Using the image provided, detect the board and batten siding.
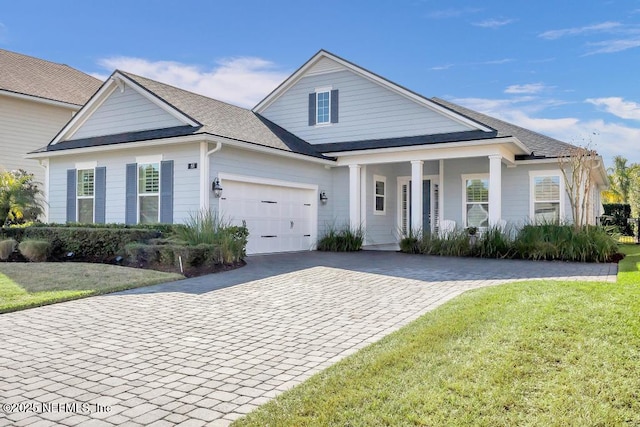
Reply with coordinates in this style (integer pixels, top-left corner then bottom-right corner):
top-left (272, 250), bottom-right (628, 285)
top-left (71, 85), bottom-right (184, 140)
top-left (260, 69), bottom-right (474, 145)
top-left (209, 146), bottom-right (338, 237)
top-left (48, 143), bottom-right (201, 224)
top-left (0, 94), bottom-right (76, 183)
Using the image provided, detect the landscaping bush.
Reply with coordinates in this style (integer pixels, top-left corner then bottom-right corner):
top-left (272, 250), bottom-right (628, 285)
top-left (0, 227), bottom-right (160, 261)
top-left (317, 224), bottom-right (364, 252)
top-left (18, 239), bottom-right (50, 262)
top-left (170, 210), bottom-right (248, 262)
top-left (0, 239), bottom-right (17, 260)
top-left (400, 223), bottom-right (619, 263)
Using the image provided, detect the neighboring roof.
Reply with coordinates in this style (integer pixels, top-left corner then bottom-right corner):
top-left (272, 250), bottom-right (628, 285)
top-left (430, 97), bottom-right (579, 159)
top-left (0, 48), bottom-right (101, 106)
top-left (46, 70), bottom-right (331, 160)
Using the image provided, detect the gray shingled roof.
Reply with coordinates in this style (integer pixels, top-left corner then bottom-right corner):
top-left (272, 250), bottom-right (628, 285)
top-left (120, 72), bottom-right (328, 159)
top-left (0, 49), bottom-right (101, 106)
top-left (430, 97), bottom-right (578, 158)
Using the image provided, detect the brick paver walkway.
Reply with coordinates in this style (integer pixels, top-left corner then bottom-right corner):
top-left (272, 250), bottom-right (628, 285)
top-left (0, 252), bottom-right (617, 426)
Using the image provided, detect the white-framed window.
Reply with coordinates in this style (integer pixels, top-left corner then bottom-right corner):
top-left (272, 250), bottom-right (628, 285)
top-left (462, 174), bottom-right (489, 228)
top-left (76, 169), bottom-right (95, 223)
top-left (138, 163), bottom-right (160, 224)
top-left (373, 175), bottom-right (386, 215)
top-left (316, 90), bottom-right (330, 124)
top-left (530, 170), bottom-right (563, 223)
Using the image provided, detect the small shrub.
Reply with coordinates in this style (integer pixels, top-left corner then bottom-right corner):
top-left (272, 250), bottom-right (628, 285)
top-left (18, 239), bottom-right (50, 262)
top-left (0, 239), bottom-right (17, 260)
top-left (317, 223), bottom-right (364, 252)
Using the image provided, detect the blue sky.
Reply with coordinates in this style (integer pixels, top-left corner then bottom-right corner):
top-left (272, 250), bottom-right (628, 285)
top-left (2, 0), bottom-right (640, 166)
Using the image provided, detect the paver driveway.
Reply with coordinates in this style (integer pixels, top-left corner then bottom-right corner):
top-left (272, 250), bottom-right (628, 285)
top-left (0, 252), bottom-right (616, 426)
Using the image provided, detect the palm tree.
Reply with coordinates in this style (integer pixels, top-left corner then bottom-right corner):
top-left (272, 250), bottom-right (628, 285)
top-left (604, 155), bottom-right (632, 204)
top-left (0, 170), bottom-right (43, 225)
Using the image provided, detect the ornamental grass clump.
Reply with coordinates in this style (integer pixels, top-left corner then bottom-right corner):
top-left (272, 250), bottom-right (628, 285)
top-left (17, 239), bottom-right (50, 262)
top-left (317, 223), bottom-right (364, 252)
top-left (0, 239), bottom-right (17, 260)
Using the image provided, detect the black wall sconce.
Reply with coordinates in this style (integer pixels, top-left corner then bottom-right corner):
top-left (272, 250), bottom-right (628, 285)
top-left (212, 177), bottom-right (223, 198)
top-left (319, 191), bottom-right (328, 204)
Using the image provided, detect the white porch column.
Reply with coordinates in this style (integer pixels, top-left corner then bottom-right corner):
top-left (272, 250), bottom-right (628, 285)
top-left (411, 160), bottom-right (423, 233)
top-left (349, 164), bottom-right (362, 228)
top-left (488, 154), bottom-right (502, 225)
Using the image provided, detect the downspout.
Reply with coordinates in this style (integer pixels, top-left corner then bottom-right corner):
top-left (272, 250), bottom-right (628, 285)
top-left (199, 141), bottom-right (222, 211)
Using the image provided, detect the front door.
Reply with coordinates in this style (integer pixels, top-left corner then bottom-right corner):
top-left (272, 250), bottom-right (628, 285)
top-left (400, 179), bottom-right (431, 235)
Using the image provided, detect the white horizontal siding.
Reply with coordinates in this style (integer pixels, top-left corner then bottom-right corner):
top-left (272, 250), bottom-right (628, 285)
top-left (71, 85), bottom-right (184, 140)
top-left (0, 95), bottom-right (76, 198)
top-left (209, 147), bottom-right (336, 237)
top-left (441, 158), bottom-right (574, 229)
top-left (261, 69), bottom-right (473, 145)
top-left (48, 143), bottom-right (201, 224)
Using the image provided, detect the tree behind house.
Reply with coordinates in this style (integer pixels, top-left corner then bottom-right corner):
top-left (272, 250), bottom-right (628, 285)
top-left (0, 170), bottom-right (43, 226)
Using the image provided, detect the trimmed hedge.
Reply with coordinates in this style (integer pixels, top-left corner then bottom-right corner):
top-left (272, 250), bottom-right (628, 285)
top-left (0, 227), bottom-right (160, 261)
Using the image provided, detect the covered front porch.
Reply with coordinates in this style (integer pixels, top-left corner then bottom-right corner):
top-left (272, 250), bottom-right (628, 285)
top-left (327, 138), bottom-right (531, 248)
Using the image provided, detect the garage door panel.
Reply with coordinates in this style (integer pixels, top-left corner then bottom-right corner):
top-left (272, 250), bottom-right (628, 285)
top-left (219, 180), bottom-right (315, 254)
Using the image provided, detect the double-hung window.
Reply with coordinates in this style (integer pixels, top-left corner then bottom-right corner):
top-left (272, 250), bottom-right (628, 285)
top-left (138, 163), bottom-right (160, 224)
top-left (374, 175), bottom-right (386, 215)
top-left (316, 90), bottom-right (330, 124)
top-left (76, 169), bottom-right (95, 223)
top-left (463, 175), bottom-right (489, 228)
top-left (531, 172), bottom-right (562, 223)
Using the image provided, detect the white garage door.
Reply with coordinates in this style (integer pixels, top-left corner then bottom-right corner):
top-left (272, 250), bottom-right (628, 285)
top-left (219, 179), bottom-right (316, 254)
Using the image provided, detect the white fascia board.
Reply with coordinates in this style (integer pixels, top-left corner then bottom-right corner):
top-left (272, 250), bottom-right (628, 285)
top-left (27, 133), bottom-right (337, 166)
top-left (112, 73), bottom-right (200, 127)
top-left (333, 142), bottom-right (519, 166)
top-left (51, 71), bottom-right (199, 144)
top-left (254, 51), bottom-right (493, 132)
top-left (325, 137), bottom-right (528, 164)
top-left (203, 134), bottom-right (336, 166)
top-left (51, 81), bottom-right (117, 144)
top-left (0, 90), bottom-right (81, 110)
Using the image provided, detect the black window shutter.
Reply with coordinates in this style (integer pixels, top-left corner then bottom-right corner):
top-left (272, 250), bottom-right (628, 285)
top-left (330, 89), bottom-right (339, 123)
top-left (125, 163), bottom-right (137, 225)
top-left (308, 93), bottom-right (316, 126)
top-left (66, 169), bottom-right (76, 223)
top-left (160, 160), bottom-right (174, 224)
top-left (94, 167), bottom-right (106, 224)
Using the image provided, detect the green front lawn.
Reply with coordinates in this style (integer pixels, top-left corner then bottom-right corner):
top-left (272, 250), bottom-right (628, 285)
top-left (235, 245), bottom-right (640, 426)
top-left (0, 263), bottom-right (183, 313)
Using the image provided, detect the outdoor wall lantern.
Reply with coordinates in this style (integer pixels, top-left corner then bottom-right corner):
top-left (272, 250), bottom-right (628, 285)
top-left (212, 177), bottom-right (223, 198)
top-left (319, 191), bottom-right (328, 204)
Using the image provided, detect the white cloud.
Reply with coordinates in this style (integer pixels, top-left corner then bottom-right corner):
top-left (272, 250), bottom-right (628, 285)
top-left (430, 64), bottom-right (453, 71)
top-left (504, 83), bottom-right (548, 94)
top-left (94, 56), bottom-right (289, 108)
top-left (427, 7), bottom-right (482, 18)
top-left (539, 21), bottom-right (622, 40)
top-left (480, 58), bottom-right (514, 65)
top-left (451, 96), bottom-right (640, 165)
top-left (586, 97), bottom-right (640, 120)
top-left (584, 38), bottom-right (640, 55)
top-left (473, 18), bottom-right (514, 29)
